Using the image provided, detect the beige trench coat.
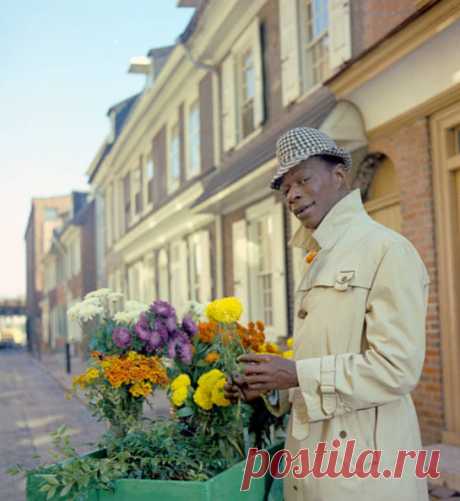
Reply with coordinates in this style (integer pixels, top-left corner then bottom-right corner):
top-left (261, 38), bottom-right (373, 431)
top-left (269, 189), bottom-right (430, 501)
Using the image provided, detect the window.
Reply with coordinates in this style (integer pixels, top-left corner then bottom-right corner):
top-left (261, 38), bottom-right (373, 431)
top-left (239, 49), bottom-right (256, 139)
top-left (145, 156), bottom-right (155, 205)
top-left (249, 215), bottom-right (274, 326)
top-left (187, 231), bottom-right (212, 304)
top-left (300, 0), bottom-right (330, 90)
top-left (187, 101), bottom-right (201, 179)
top-left (221, 18), bottom-right (264, 152)
top-left (279, 0), bottom-right (351, 106)
top-left (123, 173), bottom-right (131, 230)
top-left (168, 123), bottom-right (180, 193)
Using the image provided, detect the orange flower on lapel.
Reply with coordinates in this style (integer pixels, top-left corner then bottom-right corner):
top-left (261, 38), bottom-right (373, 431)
top-left (305, 250), bottom-right (318, 264)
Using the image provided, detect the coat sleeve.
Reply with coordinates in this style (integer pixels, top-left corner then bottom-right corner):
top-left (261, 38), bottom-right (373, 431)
top-left (295, 240), bottom-right (429, 422)
top-left (262, 389), bottom-right (291, 417)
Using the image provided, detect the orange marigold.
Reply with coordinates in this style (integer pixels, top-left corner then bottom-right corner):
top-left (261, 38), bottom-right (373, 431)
top-left (205, 352), bottom-right (220, 363)
top-left (198, 322), bottom-right (217, 343)
top-left (255, 321), bottom-right (265, 331)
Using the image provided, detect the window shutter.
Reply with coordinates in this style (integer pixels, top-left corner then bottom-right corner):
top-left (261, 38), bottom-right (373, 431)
top-left (328, 0), bottom-right (352, 71)
top-left (271, 203), bottom-right (288, 339)
top-left (251, 18), bottom-right (265, 128)
top-left (198, 230), bottom-right (212, 304)
top-left (232, 219), bottom-right (249, 323)
top-left (170, 240), bottom-right (189, 315)
top-left (279, 0), bottom-right (301, 107)
top-left (222, 54), bottom-right (237, 152)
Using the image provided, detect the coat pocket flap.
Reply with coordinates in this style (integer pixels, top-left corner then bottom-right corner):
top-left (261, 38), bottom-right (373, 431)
top-left (297, 268), bottom-right (374, 292)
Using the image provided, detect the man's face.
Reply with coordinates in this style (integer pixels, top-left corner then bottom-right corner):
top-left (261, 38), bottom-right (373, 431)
top-left (279, 156), bottom-right (348, 229)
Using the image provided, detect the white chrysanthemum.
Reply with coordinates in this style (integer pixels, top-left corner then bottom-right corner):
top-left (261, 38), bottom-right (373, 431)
top-left (85, 288), bottom-right (112, 300)
top-left (108, 292), bottom-right (124, 302)
top-left (67, 301), bottom-right (103, 322)
top-left (113, 310), bottom-right (139, 325)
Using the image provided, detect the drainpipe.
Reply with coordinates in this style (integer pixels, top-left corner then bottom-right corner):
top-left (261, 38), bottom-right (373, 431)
top-left (177, 38), bottom-right (217, 75)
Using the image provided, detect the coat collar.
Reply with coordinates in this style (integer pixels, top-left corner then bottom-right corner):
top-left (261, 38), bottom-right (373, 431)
top-left (288, 189), bottom-right (366, 251)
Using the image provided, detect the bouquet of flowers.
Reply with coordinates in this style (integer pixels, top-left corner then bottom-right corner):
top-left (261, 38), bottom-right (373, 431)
top-left (167, 297), bottom-right (289, 458)
top-left (69, 290), bottom-right (198, 436)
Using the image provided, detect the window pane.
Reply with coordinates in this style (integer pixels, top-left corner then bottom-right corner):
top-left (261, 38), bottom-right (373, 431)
top-left (146, 158), bottom-right (154, 179)
top-left (313, 0), bottom-right (328, 37)
top-left (302, 0), bottom-right (330, 89)
top-left (242, 50), bottom-right (255, 101)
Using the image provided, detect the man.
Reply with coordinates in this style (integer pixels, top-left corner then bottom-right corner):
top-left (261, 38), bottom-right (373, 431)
top-left (225, 127), bottom-right (430, 500)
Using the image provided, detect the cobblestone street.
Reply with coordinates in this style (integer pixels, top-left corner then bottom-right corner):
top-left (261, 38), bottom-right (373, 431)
top-left (0, 349), bottom-right (106, 501)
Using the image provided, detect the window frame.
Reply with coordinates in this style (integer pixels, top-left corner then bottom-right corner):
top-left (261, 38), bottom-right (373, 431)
top-left (298, 0), bottom-right (331, 93)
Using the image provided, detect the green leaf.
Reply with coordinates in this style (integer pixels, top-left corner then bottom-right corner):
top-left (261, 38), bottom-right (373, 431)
top-left (175, 407), bottom-right (193, 418)
top-left (46, 486), bottom-right (57, 500)
top-left (59, 482), bottom-right (74, 497)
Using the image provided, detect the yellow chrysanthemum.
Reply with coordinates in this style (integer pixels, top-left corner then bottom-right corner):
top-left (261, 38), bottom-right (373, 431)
top-left (266, 342), bottom-right (281, 354)
top-left (193, 386), bottom-right (213, 410)
top-left (197, 368), bottom-right (225, 388)
top-left (211, 378), bottom-right (230, 407)
top-left (171, 374), bottom-right (191, 391)
top-left (171, 386), bottom-right (189, 407)
top-left (286, 337), bottom-right (294, 349)
top-left (129, 381), bottom-right (152, 397)
top-left (72, 374), bottom-right (87, 389)
top-left (205, 297), bottom-right (243, 324)
top-left (85, 368), bottom-right (100, 381)
top-left (282, 350), bottom-right (294, 359)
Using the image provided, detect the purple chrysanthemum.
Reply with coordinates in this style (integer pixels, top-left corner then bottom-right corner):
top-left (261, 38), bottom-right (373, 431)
top-left (112, 327), bottom-right (131, 349)
top-left (182, 315), bottom-right (198, 337)
top-left (165, 315), bottom-right (177, 333)
top-left (167, 331), bottom-right (193, 364)
top-left (150, 300), bottom-right (176, 318)
top-left (148, 331), bottom-right (163, 351)
top-left (135, 313), bottom-right (152, 342)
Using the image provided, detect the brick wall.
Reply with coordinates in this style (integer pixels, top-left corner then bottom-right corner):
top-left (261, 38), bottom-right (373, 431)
top-left (369, 118), bottom-right (443, 444)
top-left (351, 0), bottom-right (419, 56)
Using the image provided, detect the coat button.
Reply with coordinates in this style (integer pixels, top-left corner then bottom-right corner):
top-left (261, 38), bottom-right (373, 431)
top-left (297, 309), bottom-right (308, 319)
top-left (339, 430), bottom-right (347, 439)
top-left (293, 485), bottom-right (298, 491)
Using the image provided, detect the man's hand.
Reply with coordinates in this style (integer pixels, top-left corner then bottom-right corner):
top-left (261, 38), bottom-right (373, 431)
top-left (238, 354), bottom-right (298, 392)
top-left (223, 374), bottom-right (264, 403)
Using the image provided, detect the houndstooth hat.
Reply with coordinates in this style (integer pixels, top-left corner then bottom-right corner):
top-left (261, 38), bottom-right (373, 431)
top-left (270, 127), bottom-right (352, 190)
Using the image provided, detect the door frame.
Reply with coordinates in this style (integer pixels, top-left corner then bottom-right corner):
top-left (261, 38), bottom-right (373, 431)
top-left (431, 101), bottom-right (460, 445)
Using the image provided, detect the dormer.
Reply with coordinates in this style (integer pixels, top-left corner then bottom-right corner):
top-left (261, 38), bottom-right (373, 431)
top-left (128, 46), bottom-right (174, 90)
